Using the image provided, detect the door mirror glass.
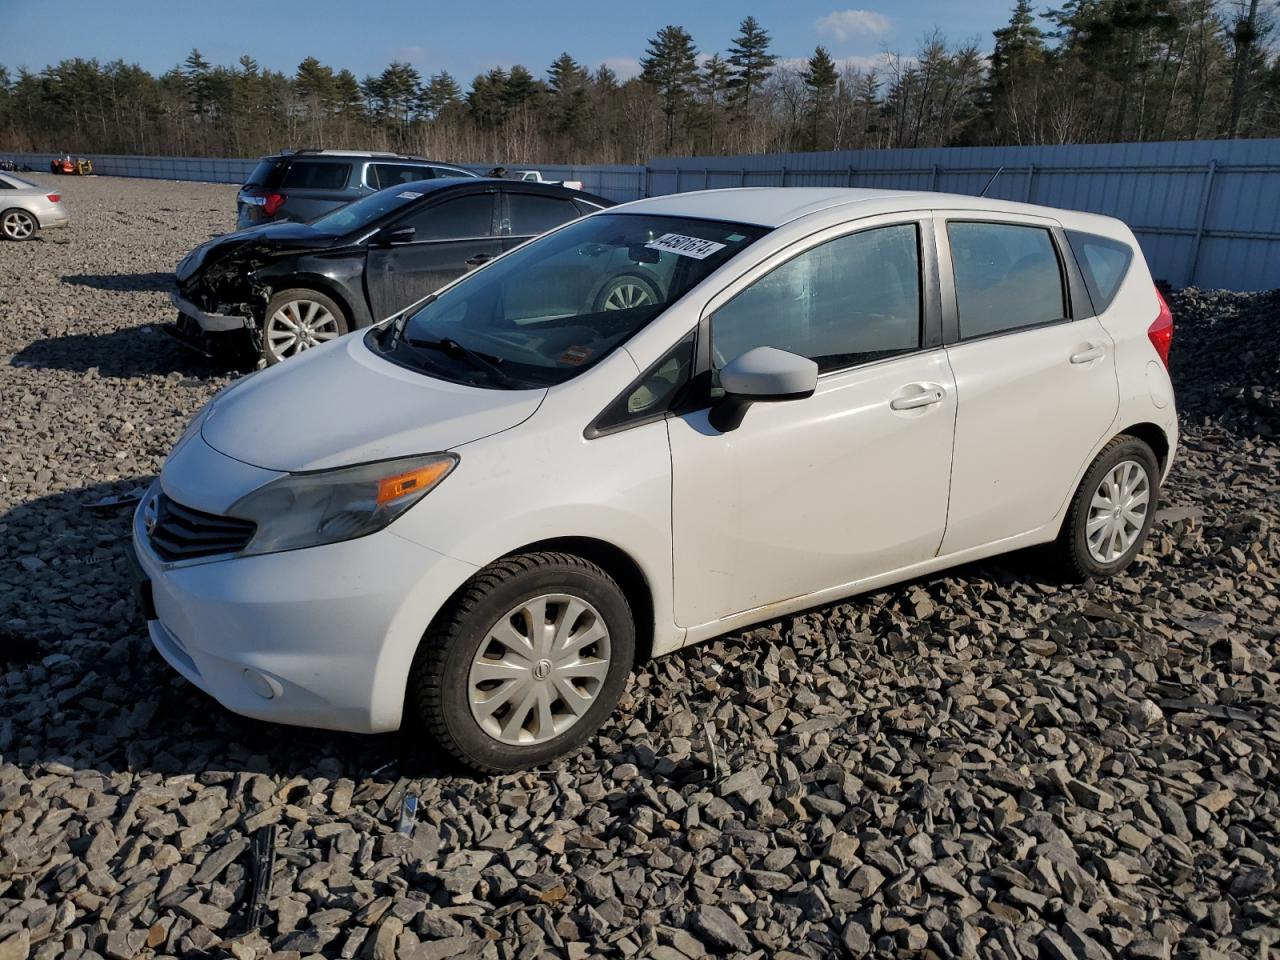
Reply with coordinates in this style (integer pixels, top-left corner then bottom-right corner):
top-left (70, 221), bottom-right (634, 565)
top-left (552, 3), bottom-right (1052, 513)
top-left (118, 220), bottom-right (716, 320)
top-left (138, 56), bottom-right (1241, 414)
top-left (710, 346), bottom-right (817, 432)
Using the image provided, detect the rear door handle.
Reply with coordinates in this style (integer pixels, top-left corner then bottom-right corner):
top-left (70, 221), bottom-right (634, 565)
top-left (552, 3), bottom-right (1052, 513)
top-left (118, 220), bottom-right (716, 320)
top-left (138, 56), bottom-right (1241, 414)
top-left (890, 383), bottom-right (946, 411)
top-left (465, 253), bottom-right (495, 267)
top-left (1070, 343), bottom-right (1106, 364)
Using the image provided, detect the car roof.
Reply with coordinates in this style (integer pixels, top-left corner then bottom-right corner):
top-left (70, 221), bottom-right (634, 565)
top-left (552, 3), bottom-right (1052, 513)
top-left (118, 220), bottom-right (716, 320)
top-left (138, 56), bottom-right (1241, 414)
top-left (0, 172), bottom-right (39, 191)
top-left (383, 177), bottom-right (612, 206)
top-left (265, 151), bottom-right (471, 166)
top-left (610, 187), bottom-right (1095, 229)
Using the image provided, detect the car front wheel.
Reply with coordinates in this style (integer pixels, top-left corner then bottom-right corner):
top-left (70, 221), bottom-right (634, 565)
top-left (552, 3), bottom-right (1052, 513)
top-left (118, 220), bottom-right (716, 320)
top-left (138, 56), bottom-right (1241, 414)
top-left (409, 552), bottom-right (635, 772)
top-left (1056, 435), bottom-right (1160, 579)
top-left (260, 288), bottom-right (348, 365)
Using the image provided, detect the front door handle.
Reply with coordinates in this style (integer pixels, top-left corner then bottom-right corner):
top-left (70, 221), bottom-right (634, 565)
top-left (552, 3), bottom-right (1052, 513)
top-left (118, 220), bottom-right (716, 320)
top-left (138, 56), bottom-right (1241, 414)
top-left (890, 383), bottom-right (946, 411)
top-left (465, 253), bottom-right (495, 267)
top-left (1070, 343), bottom-right (1106, 364)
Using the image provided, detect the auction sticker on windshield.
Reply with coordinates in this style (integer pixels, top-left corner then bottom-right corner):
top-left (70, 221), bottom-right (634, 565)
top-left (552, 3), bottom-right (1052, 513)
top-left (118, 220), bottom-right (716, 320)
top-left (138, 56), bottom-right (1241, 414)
top-left (645, 233), bottom-right (726, 259)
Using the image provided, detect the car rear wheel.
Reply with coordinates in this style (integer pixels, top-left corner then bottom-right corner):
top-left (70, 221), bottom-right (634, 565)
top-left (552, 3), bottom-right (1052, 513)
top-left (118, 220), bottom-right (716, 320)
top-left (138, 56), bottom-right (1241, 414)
top-left (409, 552), bottom-right (635, 773)
top-left (260, 289), bottom-right (348, 365)
top-left (594, 274), bottom-right (660, 312)
top-left (1055, 435), bottom-right (1160, 579)
top-left (1, 209), bottom-right (38, 241)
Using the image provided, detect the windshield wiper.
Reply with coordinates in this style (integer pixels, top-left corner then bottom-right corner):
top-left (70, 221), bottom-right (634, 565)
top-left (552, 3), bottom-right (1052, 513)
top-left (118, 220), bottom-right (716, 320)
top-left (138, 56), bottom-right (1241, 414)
top-left (405, 336), bottom-right (526, 387)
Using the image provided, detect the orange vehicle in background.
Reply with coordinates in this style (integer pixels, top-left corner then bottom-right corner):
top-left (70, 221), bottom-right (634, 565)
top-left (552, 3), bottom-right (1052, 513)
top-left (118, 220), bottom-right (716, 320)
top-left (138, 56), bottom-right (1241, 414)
top-left (50, 154), bottom-right (93, 175)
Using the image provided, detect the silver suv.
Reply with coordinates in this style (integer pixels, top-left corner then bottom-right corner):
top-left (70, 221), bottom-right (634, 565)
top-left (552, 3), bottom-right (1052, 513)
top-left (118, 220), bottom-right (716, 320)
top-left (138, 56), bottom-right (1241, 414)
top-left (236, 150), bottom-right (478, 229)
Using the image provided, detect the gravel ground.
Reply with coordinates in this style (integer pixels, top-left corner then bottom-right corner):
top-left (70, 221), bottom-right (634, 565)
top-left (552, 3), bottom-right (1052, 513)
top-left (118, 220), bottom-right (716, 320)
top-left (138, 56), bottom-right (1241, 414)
top-left (1, 175), bottom-right (1278, 960)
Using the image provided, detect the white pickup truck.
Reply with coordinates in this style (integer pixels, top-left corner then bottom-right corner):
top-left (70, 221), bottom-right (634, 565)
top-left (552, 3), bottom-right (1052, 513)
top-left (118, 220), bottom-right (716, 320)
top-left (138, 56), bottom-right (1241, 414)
top-left (514, 169), bottom-right (585, 192)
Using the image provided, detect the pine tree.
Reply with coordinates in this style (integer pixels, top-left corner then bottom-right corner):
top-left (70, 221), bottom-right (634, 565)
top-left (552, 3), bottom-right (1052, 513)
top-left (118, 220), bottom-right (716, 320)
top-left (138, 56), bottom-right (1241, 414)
top-left (802, 45), bottom-right (839, 150)
top-left (183, 48), bottom-right (213, 120)
top-left (419, 71), bottom-right (462, 119)
top-left (727, 16), bottom-right (777, 116)
top-left (296, 57), bottom-right (336, 105)
top-left (548, 53), bottom-right (590, 136)
top-left (640, 24), bottom-right (699, 149)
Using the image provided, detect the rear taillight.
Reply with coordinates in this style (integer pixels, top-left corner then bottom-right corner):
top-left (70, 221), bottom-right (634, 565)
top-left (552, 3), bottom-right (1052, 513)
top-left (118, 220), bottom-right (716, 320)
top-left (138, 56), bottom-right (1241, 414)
top-left (1149, 286), bottom-right (1174, 370)
top-left (262, 192), bottom-right (286, 216)
top-left (46, 194), bottom-right (60, 203)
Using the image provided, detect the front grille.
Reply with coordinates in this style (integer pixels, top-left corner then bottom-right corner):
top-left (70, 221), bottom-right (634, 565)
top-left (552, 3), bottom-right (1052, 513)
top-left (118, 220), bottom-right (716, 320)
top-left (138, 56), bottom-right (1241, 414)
top-left (149, 493), bottom-right (256, 562)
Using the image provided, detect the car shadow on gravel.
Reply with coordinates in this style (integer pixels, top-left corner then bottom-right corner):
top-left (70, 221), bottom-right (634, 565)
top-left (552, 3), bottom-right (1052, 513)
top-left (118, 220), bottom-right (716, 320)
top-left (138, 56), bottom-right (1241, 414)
top-left (10, 324), bottom-right (243, 379)
top-left (1, 479), bottom-right (463, 790)
top-left (61, 271), bottom-right (176, 293)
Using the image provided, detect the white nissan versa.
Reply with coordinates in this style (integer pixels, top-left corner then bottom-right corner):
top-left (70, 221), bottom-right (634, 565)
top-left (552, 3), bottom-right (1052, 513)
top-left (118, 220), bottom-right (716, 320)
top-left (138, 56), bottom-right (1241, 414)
top-left (132, 188), bottom-right (1177, 772)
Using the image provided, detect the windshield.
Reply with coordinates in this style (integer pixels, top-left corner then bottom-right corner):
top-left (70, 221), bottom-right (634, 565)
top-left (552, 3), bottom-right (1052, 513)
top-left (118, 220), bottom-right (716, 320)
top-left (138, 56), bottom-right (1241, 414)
top-left (372, 213), bottom-right (766, 388)
top-left (309, 185), bottom-right (428, 234)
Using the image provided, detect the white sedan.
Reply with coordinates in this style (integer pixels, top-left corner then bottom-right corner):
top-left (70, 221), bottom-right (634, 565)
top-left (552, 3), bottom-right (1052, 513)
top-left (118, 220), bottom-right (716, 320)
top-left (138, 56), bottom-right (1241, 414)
top-left (132, 187), bottom-right (1178, 771)
top-left (0, 172), bottom-right (69, 240)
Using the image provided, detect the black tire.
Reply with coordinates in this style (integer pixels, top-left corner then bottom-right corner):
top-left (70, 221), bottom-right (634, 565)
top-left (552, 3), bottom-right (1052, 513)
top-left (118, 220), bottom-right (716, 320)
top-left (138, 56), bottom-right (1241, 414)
top-left (593, 273), bottom-right (661, 312)
top-left (409, 552), bottom-right (635, 773)
top-left (1055, 435), bottom-right (1160, 580)
top-left (259, 288), bottom-right (348, 365)
top-left (1, 208), bottom-right (39, 242)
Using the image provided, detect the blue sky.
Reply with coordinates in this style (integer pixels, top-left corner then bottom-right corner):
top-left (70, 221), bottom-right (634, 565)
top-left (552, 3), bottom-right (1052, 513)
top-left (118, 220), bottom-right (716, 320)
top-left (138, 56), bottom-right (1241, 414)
top-left (0, 0), bottom-right (1024, 81)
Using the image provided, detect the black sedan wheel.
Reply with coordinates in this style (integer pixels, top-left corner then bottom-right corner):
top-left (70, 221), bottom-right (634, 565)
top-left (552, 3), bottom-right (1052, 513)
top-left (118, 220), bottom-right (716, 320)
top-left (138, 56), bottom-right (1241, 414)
top-left (261, 289), bottom-right (348, 365)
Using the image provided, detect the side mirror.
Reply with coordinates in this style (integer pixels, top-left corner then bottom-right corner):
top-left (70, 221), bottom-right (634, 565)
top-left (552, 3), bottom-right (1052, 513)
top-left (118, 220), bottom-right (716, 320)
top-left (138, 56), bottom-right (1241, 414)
top-left (709, 346), bottom-right (818, 432)
top-left (378, 225), bottom-right (415, 245)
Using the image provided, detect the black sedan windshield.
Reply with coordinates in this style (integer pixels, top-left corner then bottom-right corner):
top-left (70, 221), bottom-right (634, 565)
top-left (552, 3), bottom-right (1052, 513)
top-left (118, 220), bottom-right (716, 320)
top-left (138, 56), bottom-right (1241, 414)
top-left (373, 213), bottom-right (766, 388)
top-left (310, 184), bottom-right (429, 234)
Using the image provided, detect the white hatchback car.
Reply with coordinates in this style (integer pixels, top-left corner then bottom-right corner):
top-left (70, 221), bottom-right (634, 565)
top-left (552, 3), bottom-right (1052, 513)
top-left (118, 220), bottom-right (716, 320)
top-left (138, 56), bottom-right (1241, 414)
top-left (132, 188), bottom-right (1177, 771)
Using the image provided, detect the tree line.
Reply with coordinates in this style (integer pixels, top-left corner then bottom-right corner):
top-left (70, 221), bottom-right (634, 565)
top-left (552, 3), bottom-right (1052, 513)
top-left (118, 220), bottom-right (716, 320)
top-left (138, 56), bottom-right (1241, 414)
top-left (2, 2), bottom-right (1277, 166)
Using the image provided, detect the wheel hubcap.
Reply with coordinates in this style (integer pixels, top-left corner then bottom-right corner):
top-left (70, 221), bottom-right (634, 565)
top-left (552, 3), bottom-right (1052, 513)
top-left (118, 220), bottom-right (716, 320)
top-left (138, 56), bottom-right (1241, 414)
top-left (266, 300), bottom-right (339, 360)
top-left (468, 593), bottom-right (611, 746)
top-left (3, 212), bottom-right (34, 239)
top-left (603, 282), bottom-right (652, 310)
top-left (1086, 459), bottom-right (1150, 563)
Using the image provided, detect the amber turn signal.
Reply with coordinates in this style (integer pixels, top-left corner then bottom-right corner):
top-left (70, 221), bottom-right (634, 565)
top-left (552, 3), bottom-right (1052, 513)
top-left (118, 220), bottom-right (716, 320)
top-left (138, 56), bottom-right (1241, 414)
top-left (376, 461), bottom-right (454, 506)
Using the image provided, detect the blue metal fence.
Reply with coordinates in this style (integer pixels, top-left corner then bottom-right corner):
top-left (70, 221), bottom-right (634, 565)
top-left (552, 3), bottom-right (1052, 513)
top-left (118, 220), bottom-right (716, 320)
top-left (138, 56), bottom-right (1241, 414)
top-left (644, 139), bottom-right (1280, 291)
top-left (5, 139), bottom-right (1277, 289)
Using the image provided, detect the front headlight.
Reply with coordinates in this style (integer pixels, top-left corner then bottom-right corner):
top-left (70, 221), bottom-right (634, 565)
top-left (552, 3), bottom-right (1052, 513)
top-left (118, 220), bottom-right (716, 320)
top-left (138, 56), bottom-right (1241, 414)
top-left (230, 453), bottom-right (457, 557)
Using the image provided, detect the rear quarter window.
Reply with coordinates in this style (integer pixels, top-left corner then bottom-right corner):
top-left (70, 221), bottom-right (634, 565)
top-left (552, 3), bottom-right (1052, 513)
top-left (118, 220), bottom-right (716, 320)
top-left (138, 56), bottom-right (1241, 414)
top-left (369, 163), bottom-right (434, 189)
top-left (244, 159), bottom-right (286, 189)
top-left (280, 161), bottom-right (351, 190)
top-left (1067, 230), bottom-right (1134, 312)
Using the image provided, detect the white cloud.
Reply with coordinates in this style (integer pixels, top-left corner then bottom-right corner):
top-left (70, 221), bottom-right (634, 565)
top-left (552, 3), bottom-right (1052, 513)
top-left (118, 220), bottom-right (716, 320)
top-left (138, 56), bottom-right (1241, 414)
top-left (598, 57), bottom-right (642, 80)
top-left (815, 9), bottom-right (891, 42)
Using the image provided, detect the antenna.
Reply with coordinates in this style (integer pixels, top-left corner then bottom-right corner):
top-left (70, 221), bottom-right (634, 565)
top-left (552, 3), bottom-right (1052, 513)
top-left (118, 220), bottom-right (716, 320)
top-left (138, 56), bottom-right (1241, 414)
top-left (979, 166), bottom-right (1005, 198)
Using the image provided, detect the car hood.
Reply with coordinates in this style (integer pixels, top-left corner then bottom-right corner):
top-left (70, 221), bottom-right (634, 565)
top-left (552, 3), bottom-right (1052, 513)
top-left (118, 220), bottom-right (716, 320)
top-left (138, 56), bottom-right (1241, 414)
top-left (200, 335), bottom-right (546, 472)
top-left (177, 221), bottom-right (339, 282)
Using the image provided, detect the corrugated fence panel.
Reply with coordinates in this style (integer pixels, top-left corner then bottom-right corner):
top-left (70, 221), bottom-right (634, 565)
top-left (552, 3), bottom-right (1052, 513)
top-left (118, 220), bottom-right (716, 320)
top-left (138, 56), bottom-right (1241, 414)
top-left (4, 140), bottom-right (1276, 288)
top-left (647, 139), bottom-right (1280, 290)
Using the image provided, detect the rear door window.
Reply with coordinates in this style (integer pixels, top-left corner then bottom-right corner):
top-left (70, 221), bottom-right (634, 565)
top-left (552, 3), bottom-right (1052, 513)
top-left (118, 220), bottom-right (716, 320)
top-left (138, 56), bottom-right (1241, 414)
top-left (507, 193), bottom-right (582, 236)
top-left (948, 222), bottom-right (1066, 339)
top-left (369, 163), bottom-right (434, 189)
top-left (280, 161), bottom-right (351, 190)
top-left (1067, 230), bottom-right (1133, 312)
top-left (398, 193), bottom-right (495, 241)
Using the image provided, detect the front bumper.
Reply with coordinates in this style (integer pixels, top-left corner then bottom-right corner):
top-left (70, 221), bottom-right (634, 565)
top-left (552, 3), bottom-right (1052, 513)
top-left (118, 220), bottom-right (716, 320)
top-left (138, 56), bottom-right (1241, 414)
top-left (170, 291), bottom-right (250, 334)
top-left (131, 484), bottom-right (478, 733)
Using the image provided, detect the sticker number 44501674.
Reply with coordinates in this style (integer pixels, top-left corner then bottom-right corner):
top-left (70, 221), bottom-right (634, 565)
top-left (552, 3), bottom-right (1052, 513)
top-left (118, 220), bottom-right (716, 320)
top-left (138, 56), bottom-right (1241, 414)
top-left (644, 233), bottom-right (726, 259)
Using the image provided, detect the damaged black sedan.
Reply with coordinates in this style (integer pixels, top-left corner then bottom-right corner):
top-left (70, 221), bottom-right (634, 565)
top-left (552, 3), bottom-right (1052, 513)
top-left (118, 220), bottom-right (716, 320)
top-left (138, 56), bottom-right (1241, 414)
top-left (173, 178), bottom-right (611, 365)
